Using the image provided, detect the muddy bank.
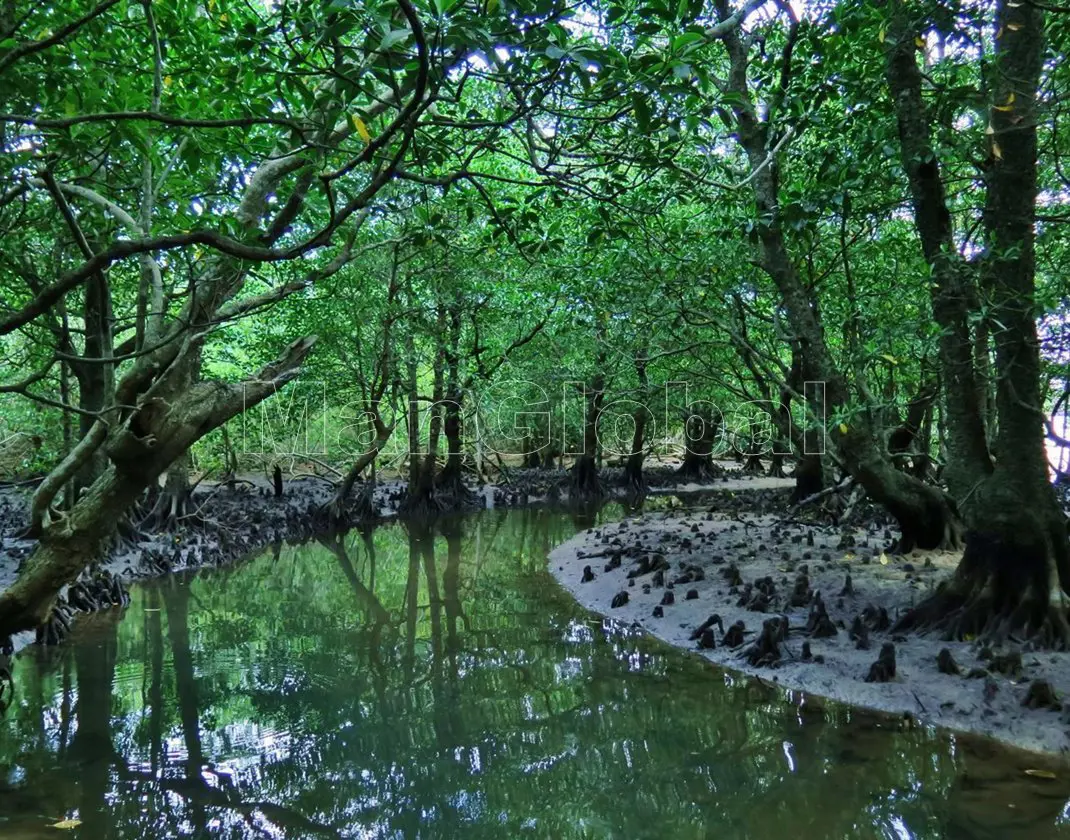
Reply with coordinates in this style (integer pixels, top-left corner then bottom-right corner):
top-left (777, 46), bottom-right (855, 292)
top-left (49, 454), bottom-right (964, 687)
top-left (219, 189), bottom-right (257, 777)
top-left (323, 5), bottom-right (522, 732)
top-left (549, 484), bottom-right (1070, 758)
top-left (0, 462), bottom-right (754, 652)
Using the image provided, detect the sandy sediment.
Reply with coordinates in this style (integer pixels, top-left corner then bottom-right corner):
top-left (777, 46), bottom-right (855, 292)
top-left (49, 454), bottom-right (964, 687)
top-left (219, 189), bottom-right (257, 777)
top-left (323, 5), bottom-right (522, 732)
top-left (549, 482), bottom-right (1070, 757)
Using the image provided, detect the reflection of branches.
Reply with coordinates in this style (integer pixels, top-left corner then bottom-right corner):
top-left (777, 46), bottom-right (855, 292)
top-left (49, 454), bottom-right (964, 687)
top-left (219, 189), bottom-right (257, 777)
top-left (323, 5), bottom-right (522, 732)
top-left (316, 534), bottom-right (391, 626)
top-left (117, 765), bottom-right (343, 838)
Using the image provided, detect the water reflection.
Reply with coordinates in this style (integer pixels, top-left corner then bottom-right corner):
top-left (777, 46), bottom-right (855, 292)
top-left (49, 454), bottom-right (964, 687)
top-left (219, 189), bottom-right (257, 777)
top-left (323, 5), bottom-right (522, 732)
top-left (0, 506), bottom-right (1067, 839)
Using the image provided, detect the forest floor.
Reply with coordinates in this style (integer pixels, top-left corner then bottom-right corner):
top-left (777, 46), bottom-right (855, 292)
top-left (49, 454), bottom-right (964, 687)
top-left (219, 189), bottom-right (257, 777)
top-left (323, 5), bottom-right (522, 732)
top-left (549, 481), bottom-right (1070, 758)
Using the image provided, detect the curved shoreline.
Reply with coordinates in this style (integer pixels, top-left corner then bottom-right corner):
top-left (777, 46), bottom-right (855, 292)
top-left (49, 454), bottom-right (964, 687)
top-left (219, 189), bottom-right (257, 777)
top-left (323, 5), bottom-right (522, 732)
top-left (0, 467), bottom-right (745, 653)
top-left (548, 484), bottom-right (1070, 758)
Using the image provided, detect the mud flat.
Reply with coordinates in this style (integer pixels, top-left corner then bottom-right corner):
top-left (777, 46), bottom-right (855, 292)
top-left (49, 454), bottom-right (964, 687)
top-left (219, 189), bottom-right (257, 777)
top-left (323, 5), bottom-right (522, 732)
top-left (549, 484), bottom-right (1070, 757)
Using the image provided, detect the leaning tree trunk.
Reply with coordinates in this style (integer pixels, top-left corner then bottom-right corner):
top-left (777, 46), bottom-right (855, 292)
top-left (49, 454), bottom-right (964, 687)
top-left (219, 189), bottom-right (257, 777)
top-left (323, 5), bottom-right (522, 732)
top-left (326, 413), bottom-right (393, 525)
top-left (713, 0), bottom-right (962, 551)
top-left (0, 336), bottom-right (316, 638)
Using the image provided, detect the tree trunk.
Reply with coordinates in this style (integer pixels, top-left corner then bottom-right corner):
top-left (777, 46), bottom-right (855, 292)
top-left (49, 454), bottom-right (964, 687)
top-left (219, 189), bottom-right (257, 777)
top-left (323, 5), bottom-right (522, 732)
top-left (621, 354), bottom-right (649, 494)
top-left (327, 414), bottom-right (392, 524)
top-left (435, 305), bottom-right (475, 508)
top-left (886, 1), bottom-right (1069, 644)
top-left (0, 336), bottom-right (316, 638)
top-left (714, 1), bottom-right (960, 549)
top-left (570, 375), bottom-right (604, 498)
top-left (72, 269), bottom-right (116, 496)
top-left (677, 411), bottom-right (720, 482)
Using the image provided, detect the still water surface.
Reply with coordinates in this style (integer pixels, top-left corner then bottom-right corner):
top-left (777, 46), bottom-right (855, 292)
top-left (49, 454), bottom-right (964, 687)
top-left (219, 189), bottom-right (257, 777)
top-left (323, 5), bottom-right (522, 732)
top-left (1, 505), bottom-right (1069, 839)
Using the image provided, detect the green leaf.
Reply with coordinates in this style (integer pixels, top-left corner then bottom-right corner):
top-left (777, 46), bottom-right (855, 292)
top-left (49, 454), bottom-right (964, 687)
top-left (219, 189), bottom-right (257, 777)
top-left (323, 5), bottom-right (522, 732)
top-left (632, 92), bottom-right (652, 133)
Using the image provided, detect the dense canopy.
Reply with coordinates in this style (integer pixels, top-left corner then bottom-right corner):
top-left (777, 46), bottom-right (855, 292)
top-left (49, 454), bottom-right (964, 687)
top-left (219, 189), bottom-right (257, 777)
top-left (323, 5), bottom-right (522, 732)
top-left (2, 0), bottom-right (1070, 651)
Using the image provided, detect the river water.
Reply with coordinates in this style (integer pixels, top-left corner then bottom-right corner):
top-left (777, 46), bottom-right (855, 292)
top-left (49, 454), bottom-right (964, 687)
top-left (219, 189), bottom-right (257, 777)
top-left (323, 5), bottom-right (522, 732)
top-left (0, 505), bottom-right (1068, 838)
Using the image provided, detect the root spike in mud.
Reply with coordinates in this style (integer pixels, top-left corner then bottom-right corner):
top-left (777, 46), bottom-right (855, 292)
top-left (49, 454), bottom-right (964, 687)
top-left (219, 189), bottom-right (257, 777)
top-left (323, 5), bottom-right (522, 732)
top-left (548, 477), bottom-right (1070, 756)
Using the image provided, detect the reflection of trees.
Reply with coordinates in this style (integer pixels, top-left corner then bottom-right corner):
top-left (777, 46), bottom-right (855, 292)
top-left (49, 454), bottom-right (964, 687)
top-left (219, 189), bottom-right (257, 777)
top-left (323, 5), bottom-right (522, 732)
top-left (72, 614), bottom-right (120, 837)
top-left (1, 508), bottom-right (1069, 838)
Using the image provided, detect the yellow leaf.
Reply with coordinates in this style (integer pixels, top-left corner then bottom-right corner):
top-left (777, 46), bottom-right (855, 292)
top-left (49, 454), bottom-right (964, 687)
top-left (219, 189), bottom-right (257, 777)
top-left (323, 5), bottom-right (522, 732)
top-left (985, 122), bottom-right (995, 135)
top-left (50, 820), bottom-right (82, 830)
top-left (879, 552), bottom-right (889, 565)
top-left (163, 75), bottom-right (173, 88)
top-left (1025, 769), bottom-right (1058, 780)
top-left (1007, 22), bottom-right (1023, 31)
top-left (351, 115), bottom-right (371, 145)
top-left (994, 92), bottom-right (1016, 112)
top-left (878, 28), bottom-right (886, 43)
top-left (838, 423), bottom-right (848, 435)
top-left (992, 141), bottom-right (1003, 160)
top-left (915, 36), bottom-right (925, 49)
top-left (996, 26), bottom-right (1004, 39)
top-left (219, 13), bottom-right (228, 23)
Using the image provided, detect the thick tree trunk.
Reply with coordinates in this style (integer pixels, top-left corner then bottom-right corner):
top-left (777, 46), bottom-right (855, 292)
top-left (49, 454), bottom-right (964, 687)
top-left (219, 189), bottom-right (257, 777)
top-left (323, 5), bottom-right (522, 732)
top-left (570, 375), bottom-right (604, 498)
top-left (714, 1), bottom-right (960, 550)
top-left (0, 336), bottom-right (316, 638)
top-left (886, 1), bottom-right (1069, 644)
top-left (676, 411), bottom-right (720, 482)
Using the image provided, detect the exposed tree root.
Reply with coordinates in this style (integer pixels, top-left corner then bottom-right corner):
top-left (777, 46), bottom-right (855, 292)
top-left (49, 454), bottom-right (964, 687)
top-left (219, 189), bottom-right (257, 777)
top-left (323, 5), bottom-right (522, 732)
top-left (620, 456), bottom-right (647, 497)
top-left (885, 483), bottom-right (963, 553)
top-left (742, 455), bottom-right (764, 475)
top-left (675, 455), bottom-right (720, 483)
top-left (767, 454), bottom-right (787, 478)
top-left (790, 455), bottom-right (824, 503)
top-left (894, 526), bottom-right (1070, 649)
top-left (434, 469), bottom-right (481, 511)
top-left (322, 482), bottom-right (378, 529)
top-left (570, 455), bottom-right (603, 499)
top-left (140, 485), bottom-right (200, 532)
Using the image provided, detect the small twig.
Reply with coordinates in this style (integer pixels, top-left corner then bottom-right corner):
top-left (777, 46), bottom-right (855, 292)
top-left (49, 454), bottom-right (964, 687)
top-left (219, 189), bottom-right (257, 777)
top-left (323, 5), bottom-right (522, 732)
top-left (785, 476), bottom-right (855, 518)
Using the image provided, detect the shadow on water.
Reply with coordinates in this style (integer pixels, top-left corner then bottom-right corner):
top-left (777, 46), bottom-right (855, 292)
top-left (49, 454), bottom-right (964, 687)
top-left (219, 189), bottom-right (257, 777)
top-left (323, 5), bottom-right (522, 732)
top-left (0, 504), bottom-right (1068, 838)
